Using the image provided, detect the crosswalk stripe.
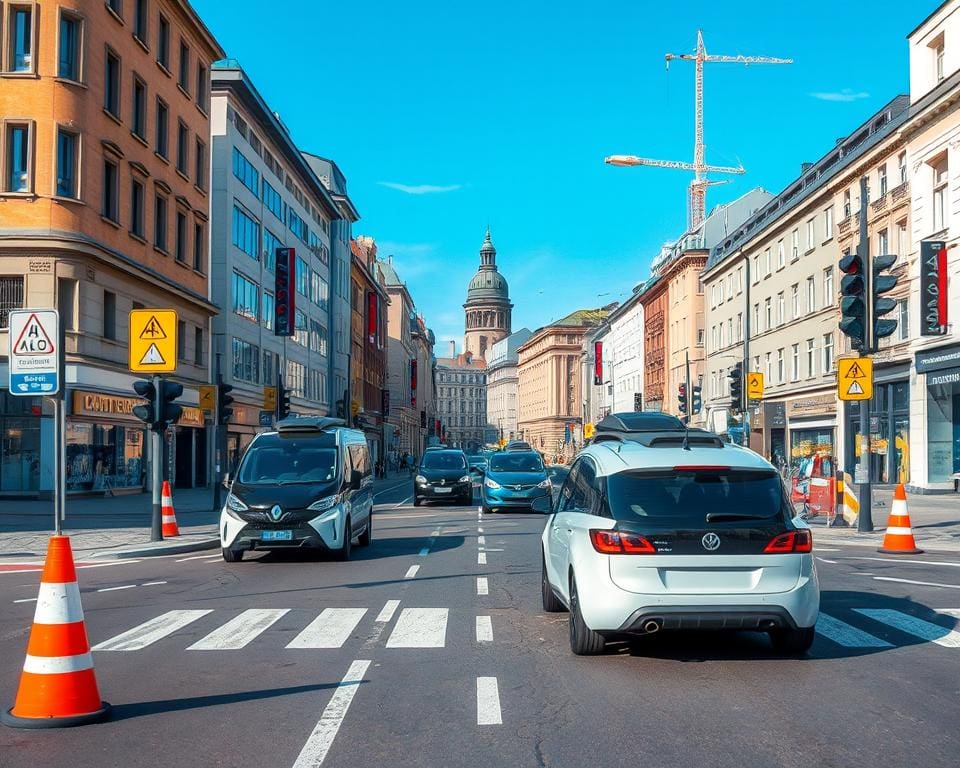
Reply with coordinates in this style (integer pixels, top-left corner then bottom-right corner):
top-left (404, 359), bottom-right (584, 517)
top-left (854, 608), bottom-right (960, 648)
top-left (476, 616), bottom-right (493, 643)
top-left (188, 609), bottom-right (290, 650)
top-left (386, 608), bottom-right (448, 648)
top-left (287, 608), bottom-right (368, 649)
top-left (815, 613), bottom-right (892, 648)
top-left (93, 609), bottom-right (213, 651)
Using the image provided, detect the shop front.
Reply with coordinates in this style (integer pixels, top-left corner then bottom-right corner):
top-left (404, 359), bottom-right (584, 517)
top-left (843, 369), bottom-right (910, 486)
top-left (787, 393), bottom-right (837, 479)
top-left (0, 391), bottom-right (53, 495)
top-left (916, 343), bottom-right (960, 487)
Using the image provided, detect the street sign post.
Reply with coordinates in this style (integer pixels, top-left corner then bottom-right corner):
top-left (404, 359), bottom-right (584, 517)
top-left (747, 372), bottom-right (764, 400)
top-left (837, 358), bottom-right (873, 401)
top-left (129, 309), bottom-right (178, 372)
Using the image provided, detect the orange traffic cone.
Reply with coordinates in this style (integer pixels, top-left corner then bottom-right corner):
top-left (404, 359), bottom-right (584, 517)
top-left (2, 536), bottom-right (110, 728)
top-left (878, 484), bottom-right (923, 555)
top-left (161, 480), bottom-right (180, 537)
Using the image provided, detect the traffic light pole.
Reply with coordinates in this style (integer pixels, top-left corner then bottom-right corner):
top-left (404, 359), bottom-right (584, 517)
top-left (151, 373), bottom-right (163, 542)
top-left (857, 176), bottom-right (873, 533)
top-left (212, 353), bottom-right (223, 513)
top-left (685, 351), bottom-right (692, 426)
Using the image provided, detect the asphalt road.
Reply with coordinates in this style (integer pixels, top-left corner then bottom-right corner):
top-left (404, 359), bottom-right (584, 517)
top-left (1, 480), bottom-right (959, 767)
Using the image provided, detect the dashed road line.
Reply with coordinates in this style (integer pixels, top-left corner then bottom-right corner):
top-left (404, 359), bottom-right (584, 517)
top-left (872, 576), bottom-right (960, 590)
top-left (476, 616), bottom-right (493, 643)
top-left (816, 557), bottom-right (838, 565)
top-left (476, 677), bottom-right (502, 725)
top-left (478, 552), bottom-right (487, 565)
top-left (477, 577), bottom-right (488, 596)
top-left (848, 556), bottom-right (960, 568)
top-left (141, 581), bottom-right (168, 587)
top-left (13, 597), bottom-right (37, 604)
top-left (478, 535), bottom-right (486, 545)
top-left (97, 584), bottom-right (138, 592)
top-left (375, 600), bottom-right (401, 623)
top-left (404, 565), bottom-right (420, 579)
top-left (175, 554), bottom-right (222, 563)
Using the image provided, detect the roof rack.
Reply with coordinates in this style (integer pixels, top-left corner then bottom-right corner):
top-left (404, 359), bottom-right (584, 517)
top-left (596, 412), bottom-right (685, 434)
top-left (594, 413), bottom-right (725, 449)
top-left (276, 416), bottom-right (346, 433)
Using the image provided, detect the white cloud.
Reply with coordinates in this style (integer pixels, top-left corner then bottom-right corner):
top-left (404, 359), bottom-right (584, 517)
top-left (809, 89), bottom-right (870, 103)
top-left (377, 181), bottom-right (463, 195)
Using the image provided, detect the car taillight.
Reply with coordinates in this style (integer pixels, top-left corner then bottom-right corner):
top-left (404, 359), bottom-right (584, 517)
top-left (763, 529), bottom-right (812, 554)
top-left (589, 529), bottom-right (656, 554)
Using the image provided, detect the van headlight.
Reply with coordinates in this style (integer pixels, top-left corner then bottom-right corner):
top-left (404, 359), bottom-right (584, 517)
top-left (415, 475), bottom-right (427, 485)
top-left (224, 493), bottom-right (247, 520)
top-left (537, 479), bottom-right (552, 489)
top-left (308, 495), bottom-right (339, 512)
top-left (484, 477), bottom-right (501, 489)
top-left (460, 475), bottom-right (472, 483)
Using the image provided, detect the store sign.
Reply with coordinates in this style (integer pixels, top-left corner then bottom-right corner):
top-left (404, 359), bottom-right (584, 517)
top-left (915, 343), bottom-right (960, 375)
top-left (919, 240), bottom-right (948, 336)
top-left (275, 247), bottom-right (296, 337)
top-left (766, 401), bottom-right (786, 427)
top-left (8, 309), bottom-right (59, 396)
top-left (787, 393), bottom-right (836, 418)
top-left (928, 367), bottom-right (960, 387)
top-left (72, 390), bottom-right (202, 427)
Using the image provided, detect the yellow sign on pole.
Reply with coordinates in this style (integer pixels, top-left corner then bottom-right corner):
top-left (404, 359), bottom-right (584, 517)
top-left (199, 385), bottom-right (216, 413)
top-left (583, 422), bottom-right (596, 440)
top-left (128, 309), bottom-right (177, 373)
top-left (263, 386), bottom-right (277, 411)
top-left (838, 357), bottom-right (873, 401)
top-left (747, 372), bottom-right (764, 400)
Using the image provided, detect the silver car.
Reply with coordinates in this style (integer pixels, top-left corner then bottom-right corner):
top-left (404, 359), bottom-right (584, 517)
top-left (540, 413), bottom-right (820, 656)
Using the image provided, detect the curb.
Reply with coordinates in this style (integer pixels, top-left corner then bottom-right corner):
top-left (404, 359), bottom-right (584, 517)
top-left (87, 537), bottom-right (220, 560)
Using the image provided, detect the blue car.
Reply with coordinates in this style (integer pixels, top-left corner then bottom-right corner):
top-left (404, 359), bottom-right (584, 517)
top-left (480, 450), bottom-right (552, 514)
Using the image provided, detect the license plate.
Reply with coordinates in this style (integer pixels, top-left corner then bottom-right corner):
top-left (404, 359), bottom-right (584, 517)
top-left (434, 487), bottom-right (453, 494)
top-left (261, 530), bottom-right (293, 541)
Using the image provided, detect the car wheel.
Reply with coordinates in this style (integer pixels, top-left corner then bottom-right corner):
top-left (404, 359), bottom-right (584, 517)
top-left (769, 626), bottom-right (815, 655)
top-left (481, 505), bottom-right (493, 515)
top-left (222, 547), bottom-right (242, 563)
top-left (357, 514), bottom-right (372, 547)
top-left (541, 555), bottom-right (565, 613)
top-left (568, 575), bottom-right (605, 655)
top-left (335, 520), bottom-right (352, 561)
top-left (413, 496), bottom-right (422, 507)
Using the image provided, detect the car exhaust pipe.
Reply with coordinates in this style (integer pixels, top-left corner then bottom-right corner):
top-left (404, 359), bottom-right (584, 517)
top-left (642, 619), bottom-right (662, 634)
top-left (759, 619), bottom-right (777, 630)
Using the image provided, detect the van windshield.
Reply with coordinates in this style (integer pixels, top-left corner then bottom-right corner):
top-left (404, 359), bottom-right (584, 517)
top-left (237, 434), bottom-right (339, 485)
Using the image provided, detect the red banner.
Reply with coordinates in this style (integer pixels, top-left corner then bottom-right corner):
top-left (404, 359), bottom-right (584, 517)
top-left (410, 359), bottom-right (418, 407)
top-left (367, 291), bottom-right (377, 344)
top-left (593, 341), bottom-right (603, 386)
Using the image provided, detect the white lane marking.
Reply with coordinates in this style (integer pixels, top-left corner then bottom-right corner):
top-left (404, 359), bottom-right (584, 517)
top-left (97, 584), bottom-right (138, 592)
top-left (13, 598), bottom-right (37, 604)
top-left (476, 677), bottom-right (502, 725)
top-left (849, 556), bottom-right (960, 568)
top-left (855, 608), bottom-right (960, 648)
top-left (937, 609), bottom-right (960, 619)
top-left (392, 496), bottom-right (413, 509)
top-left (477, 577), bottom-right (488, 596)
top-left (404, 565), bottom-right (420, 579)
top-left (386, 608), bottom-right (448, 648)
top-left (292, 659), bottom-right (371, 768)
top-left (93, 609), bottom-right (212, 651)
top-left (478, 552), bottom-right (487, 565)
top-left (34, 582), bottom-right (84, 624)
top-left (141, 581), bottom-right (168, 587)
top-left (188, 609), bottom-right (290, 650)
top-left (418, 547), bottom-right (430, 557)
top-left (478, 535), bottom-right (486, 545)
top-left (816, 557), bottom-right (838, 565)
top-left (373, 479), bottom-right (411, 498)
top-left (287, 608), bottom-right (368, 649)
top-left (814, 547), bottom-right (840, 552)
top-left (476, 616), bottom-right (493, 643)
top-left (174, 554), bottom-right (223, 563)
top-left (375, 600), bottom-right (401, 623)
top-left (872, 576), bottom-right (960, 590)
top-left (478, 527), bottom-right (484, 533)
top-left (815, 613), bottom-right (892, 648)
top-left (482, 548), bottom-right (504, 552)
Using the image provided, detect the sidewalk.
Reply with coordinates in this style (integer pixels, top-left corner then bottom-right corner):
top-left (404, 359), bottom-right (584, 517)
top-left (0, 473), bottom-right (412, 561)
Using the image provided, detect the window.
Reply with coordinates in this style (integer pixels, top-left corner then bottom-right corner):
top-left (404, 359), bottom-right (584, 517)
top-left (805, 218), bottom-right (815, 250)
top-left (843, 189), bottom-right (852, 217)
top-left (776, 292), bottom-right (784, 325)
top-left (262, 350), bottom-right (275, 387)
top-left (58, 278), bottom-right (77, 331)
top-left (58, 12), bottom-right (82, 80)
top-left (194, 138), bottom-right (206, 190)
top-left (736, 265), bottom-right (743, 293)
top-left (176, 320), bottom-right (186, 360)
top-left (764, 297), bottom-right (771, 329)
top-left (157, 14), bottom-right (170, 69)
top-left (898, 298), bottom-right (909, 340)
top-left (103, 291), bottom-right (116, 340)
top-left (232, 147), bottom-right (259, 194)
top-left (289, 209), bottom-right (306, 241)
top-left (232, 205), bottom-right (260, 260)
top-left (132, 76), bottom-right (147, 139)
top-left (897, 219), bottom-right (908, 254)
top-left (878, 165), bottom-right (888, 197)
top-left (55, 129), bottom-right (79, 198)
top-left (823, 267), bottom-right (834, 307)
top-left (178, 40), bottom-right (190, 92)
top-left (753, 303), bottom-right (759, 333)
top-left (130, 177), bottom-right (144, 237)
top-left (697, 327), bottom-right (705, 346)
top-left (791, 344), bottom-right (799, 382)
top-left (194, 328), bottom-right (204, 366)
top-left (175, 210), bottom-right (187, 263)
top-left (153, 192), bottom-right (167, 250)
top-left (232, 338), bottom-right (260, 383)
top-left (726, 318), bottom-right (733, 346)
top-left (155, 98), bottom-right (168, 158)
top-left (193, 221), bottom-right (204, 271)
top-left (176, 121), bottom-right (188, 175)
top-left (806, 276), bottom-right (815, 314)
top-left (806, 339), bottom-right (815, 377)
top-left (936, 40), bottom-right (945, 82)
top-left (7, 5), bottom-right (34, 72)
top-left (763, 248), bottom-right (771, 276)
top-left (102, 158), bottom-right (119, 221)
top-left (791, 283), bottom-right (799, 318)
top-left (133, 0), bottom-right (147, 42)
top-left (295, 256), bottom-right (309, 296)
top-left (262, 228), bottom-right (281, 272)
top-left (196, 63), bottom-right (208, 110)
top-left (822, 333), bottom-right (834, 373)
top-left (765, 352), bottom-right (772, 381)
top-left (104, 49), bottom-right (121, 118)
top-left (232, 271), bottom-right (259, 322)
top-left (898, 152), bottom-right (907, 185)
top-left (0, 276), bottom-right (24, 328)
top-left (294, 309), bottom-right (308, 346)
top-left (262, 292), bottom-right (274, 331)
top-left (736, 313), bottom-right (742, 342)
top-left (4, 123), bottom-right (32, 193)
top-left (776, 240), bottom-right (785, 269)
top-left (776, 348), bottom-right (784, 384)
top-left (262, 179), bottom-right (283, 221)
top-left (310, 319), bottom-right (327, 355)
top-left (933, 156), bottom-right (948, 232)
top-left (311, 271), bottom-right (329, 309)
top-left (751, 254), bottom-right (759, 283)
top-left (823, 206), bottom-right (834, 240)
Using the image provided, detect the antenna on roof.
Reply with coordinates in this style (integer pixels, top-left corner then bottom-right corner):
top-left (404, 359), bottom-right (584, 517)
top-left (681, 422), bottom-right (692, 451)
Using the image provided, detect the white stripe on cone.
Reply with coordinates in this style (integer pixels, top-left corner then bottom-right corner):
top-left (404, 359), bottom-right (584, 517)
top-left (891, 499), bottom-right (908, 516)
top-left (162, 515), bottom-right (177, 523)
top-left (884, 526), bottom-right (915, 536)
top-left (23, 652), bottom-right (94, 674)
top-left (34, 582), bottom-right (84, 625)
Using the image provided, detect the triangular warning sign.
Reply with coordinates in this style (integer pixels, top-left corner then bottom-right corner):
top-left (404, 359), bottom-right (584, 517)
top-left (749, 376), bottom-right (759, 386)
top-left (139, 343), bottom-right (166, 366)
top-left (846, 363), bottom-right (865, 378)
top-left (846, 380), bottom-right (864, 396)
top-left (139, 316), bottom-right (167, 340)
top-left (13, 313), bottom-right (55, 356)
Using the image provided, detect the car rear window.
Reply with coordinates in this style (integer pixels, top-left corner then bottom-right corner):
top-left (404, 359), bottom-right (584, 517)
top-left (606, 468), bottom-right (790, 525)
top-left (489, 453), bottom-right (544, 472)
top-left (421, 452), bottom-right (467, 470)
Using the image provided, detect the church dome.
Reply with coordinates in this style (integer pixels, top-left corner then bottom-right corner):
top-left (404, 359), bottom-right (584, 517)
top-left (465, 229), bottom-right (510, 304)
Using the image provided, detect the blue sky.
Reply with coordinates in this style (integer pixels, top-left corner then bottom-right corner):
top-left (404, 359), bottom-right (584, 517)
top-left (193, 0), bottom-right (927, 349)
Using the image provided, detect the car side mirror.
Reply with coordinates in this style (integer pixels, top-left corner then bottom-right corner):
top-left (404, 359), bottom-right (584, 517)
top-left (531, 496), bottom-right (552, 514)
top-left (350, 470), bottom-right (363, 490)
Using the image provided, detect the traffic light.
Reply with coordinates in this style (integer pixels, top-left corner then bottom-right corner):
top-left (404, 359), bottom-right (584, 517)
top-left (728, 362), bottom-right (743, 413)
top-left (692, 385), bottom-right (702, 415)
top-left (277, 382), bottom-right (291, 420)
top-left (132, 380), bottom-right (157, 427)
top-left (217, 383), bottom-right (234, 425)
top-left (133, 379), bottom-right (182, 430)
top-left (158, 380), bottom-right (183, 428)
top-left (872, 254), bottom-right (899, 343)
top-left (678, 383), bottom-right (688, 416)
top-left (839, 251), bottom-right (867, 352)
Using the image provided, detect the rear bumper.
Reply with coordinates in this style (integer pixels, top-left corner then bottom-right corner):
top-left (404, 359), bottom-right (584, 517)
top-left (617, 605), bottom-right (799, 633)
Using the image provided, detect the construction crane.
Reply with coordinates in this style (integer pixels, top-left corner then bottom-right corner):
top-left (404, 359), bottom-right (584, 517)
top-left (605, 30), bottom-right (791, 231)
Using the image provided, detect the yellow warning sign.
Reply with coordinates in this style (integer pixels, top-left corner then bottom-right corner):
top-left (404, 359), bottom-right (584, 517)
top-left (199, 385), bottom-right (216, 413)
top-left (838, 356), bottom-right (872, 401)
top-left (584, 422), bottom-right (596, 440)
top-left (263, 386), bottom-right (277, 411)
top-left (747, 372), bottom-right (764, 400)
top-left (129, 309), bottom-right (178, 373)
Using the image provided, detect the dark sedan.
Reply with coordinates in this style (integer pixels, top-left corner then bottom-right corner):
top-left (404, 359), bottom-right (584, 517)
top-left (413, 449), bottom-right (473, 506)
